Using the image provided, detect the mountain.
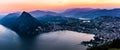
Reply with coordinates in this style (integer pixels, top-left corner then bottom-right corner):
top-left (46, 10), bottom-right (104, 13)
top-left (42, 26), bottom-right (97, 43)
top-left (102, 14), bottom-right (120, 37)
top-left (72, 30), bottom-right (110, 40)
top-left (29, 10), bottom-right (60, 17)
top-left (62, 8), bottom-right (120, 19)
top-left (0, 13), bottom-right (20, 29)
top-left (11, 12), bottom-right (53, 38)
top-left (0, 12), bottom-right (53, 38)
top-left (62, 8), bottom-right (94, 18)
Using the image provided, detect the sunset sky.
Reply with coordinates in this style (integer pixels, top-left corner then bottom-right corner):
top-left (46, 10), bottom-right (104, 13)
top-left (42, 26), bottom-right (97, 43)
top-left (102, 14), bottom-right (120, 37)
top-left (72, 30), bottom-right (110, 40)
top-left (0, 0), bottom-right (120, 14)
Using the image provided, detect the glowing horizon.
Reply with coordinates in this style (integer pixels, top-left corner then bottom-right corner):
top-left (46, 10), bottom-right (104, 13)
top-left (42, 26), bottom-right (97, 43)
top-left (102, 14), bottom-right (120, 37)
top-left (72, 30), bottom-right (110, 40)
top-left (0, 0), bottom-right (120, 14)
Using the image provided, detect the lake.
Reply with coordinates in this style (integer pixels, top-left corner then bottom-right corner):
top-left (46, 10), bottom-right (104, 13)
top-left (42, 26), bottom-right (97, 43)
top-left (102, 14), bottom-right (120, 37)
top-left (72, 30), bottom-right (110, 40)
top-left (0, 25), bottom-right (95, 50)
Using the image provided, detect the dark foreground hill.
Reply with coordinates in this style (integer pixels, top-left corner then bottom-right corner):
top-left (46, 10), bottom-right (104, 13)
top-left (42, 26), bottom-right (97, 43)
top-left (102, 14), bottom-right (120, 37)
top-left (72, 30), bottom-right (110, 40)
top-left (87, 39), bottom-right (120, 50)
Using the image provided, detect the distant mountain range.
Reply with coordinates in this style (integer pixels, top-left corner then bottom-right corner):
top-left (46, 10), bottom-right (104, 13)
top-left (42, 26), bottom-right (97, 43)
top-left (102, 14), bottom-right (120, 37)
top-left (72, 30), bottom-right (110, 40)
top-left (1, 8), bottom-right (120, 19)
top-left (28, 8), bottom-right (120, 19)
top-left (29, 10), bottom-right (60, 17)
top-left (62, 8), bottom-right (120, 18)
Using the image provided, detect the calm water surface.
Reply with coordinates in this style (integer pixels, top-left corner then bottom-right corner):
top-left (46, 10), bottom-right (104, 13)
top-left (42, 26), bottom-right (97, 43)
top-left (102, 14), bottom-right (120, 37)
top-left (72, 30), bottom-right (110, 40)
top-left (0, 25), bottom-right (94, 50)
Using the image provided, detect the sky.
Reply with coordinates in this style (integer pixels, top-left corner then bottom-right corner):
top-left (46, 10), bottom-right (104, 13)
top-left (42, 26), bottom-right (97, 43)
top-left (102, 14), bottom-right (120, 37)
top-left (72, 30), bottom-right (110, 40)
top-left (0, 0), bottom-right (120, 14)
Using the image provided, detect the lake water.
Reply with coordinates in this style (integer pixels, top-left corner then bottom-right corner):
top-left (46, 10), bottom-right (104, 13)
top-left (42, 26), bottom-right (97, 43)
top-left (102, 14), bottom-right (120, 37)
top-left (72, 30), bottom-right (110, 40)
top-left (0, 25), bottom-right (95, 50)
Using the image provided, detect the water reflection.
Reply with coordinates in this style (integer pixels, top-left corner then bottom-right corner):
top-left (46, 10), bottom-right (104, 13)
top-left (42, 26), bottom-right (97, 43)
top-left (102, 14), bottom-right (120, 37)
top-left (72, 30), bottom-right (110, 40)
top-left (0, 25), bottom-right (94, 50)
top-left (35, 31), bottom-right (94, 50)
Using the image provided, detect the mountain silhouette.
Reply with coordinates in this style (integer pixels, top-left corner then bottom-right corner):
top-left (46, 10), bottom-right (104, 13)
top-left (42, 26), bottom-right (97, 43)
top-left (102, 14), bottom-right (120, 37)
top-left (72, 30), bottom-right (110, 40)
top-left (15, 11), bottom-right (53, 38)
top-left (1, 12), bottom-right (53, 38)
